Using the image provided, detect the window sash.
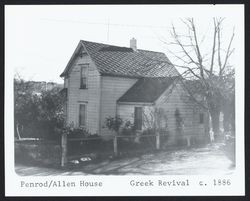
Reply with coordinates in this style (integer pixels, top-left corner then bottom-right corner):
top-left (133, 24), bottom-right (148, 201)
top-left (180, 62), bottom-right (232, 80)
top-left (134, 107), bottom-right (143, 130)
top-left (80, 77), bottom-right (87, 89)
top-left (80, 65), bottom-right (88, 89)
top-left (79, 104), bottom-right (86, 126)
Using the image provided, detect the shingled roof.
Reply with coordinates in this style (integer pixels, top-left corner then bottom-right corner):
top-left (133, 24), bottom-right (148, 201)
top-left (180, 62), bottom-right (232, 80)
top-left (60, 40), bottom-right (179, 78)
top-left (118, 77), bottom-right (179, 103)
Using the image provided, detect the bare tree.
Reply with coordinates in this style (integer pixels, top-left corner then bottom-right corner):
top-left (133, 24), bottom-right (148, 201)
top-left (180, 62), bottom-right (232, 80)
top-left (167, 18), bottom-right (235, 140)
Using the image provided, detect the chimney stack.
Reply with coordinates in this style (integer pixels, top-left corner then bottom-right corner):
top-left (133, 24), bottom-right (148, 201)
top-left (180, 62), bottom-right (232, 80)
top-left (130, 38), bottom-right (137, 51)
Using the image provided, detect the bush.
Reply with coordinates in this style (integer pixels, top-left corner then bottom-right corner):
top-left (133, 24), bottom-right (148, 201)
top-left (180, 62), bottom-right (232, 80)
top-left (15, 140), bottom-right (61, 166)
top-left (67, 127), bottom-right (91, 138)
top-left (121, 120), bottom-right (136, 136)
top-left (60, 124), bottom-right (113, 155)
top-left (105, 116), bottom-right (123, 133)
top-left (14, 78), bottom-right (65, 140)
top-left (67, 137), bottom-right (113, 156)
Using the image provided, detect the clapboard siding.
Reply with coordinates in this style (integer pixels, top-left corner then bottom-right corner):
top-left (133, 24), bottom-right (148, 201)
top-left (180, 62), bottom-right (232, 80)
top-left (117, 81), bottom-right (208, 140)
top-left (117, 104), bottom-right (155, 130)
top-left (117, 105), bottom-right (135, 123)
top-left (100, 76), bottom-right (138, 135)
top-left (67, 52), bottom-right (101, 134)
top-left (155, 82), bottom-right (207, 137)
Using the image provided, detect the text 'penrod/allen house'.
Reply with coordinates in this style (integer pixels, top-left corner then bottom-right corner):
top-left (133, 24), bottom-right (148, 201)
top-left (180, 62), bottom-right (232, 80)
top-left (60, 38), bottom-right (209, 145)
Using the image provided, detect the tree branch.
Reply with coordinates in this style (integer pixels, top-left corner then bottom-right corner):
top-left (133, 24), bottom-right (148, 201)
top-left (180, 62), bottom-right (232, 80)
top-left (210, 18), bottom-right (217, 76)
top-left (221, 27), bottom-right (235, 75)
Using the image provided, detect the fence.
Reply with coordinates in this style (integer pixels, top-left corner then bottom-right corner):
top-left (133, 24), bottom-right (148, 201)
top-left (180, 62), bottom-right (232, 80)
top-left (60, 132), bottom-right (199, 167)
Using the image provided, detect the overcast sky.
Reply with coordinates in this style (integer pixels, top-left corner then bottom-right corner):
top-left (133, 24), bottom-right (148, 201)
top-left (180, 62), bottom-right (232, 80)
top-left (5, 5), bottom-right (243, 83)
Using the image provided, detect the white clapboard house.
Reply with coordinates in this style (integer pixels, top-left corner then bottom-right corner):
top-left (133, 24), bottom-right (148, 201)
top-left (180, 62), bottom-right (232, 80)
top-left (60, 38), bottom-right (208, 143)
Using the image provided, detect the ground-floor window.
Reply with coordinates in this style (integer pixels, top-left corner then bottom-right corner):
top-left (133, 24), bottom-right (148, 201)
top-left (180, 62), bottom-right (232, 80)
top-left (79, 104), bottom-right (87, 127)
top-left (134, 107), bottom-right (143, 130)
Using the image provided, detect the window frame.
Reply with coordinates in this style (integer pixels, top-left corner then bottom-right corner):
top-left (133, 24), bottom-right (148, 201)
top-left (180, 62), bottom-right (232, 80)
top-left (79, 64), bottom-right (89, 89)
top-left (79, 103), bottom-right (87, 127)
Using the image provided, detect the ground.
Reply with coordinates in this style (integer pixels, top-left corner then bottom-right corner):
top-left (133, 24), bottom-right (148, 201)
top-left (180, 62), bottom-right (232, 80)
top-left (15, 143), bottom-right (234, 176)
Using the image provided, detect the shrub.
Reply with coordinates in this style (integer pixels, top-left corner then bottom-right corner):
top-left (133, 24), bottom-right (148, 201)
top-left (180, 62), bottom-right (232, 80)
top-left (121, 120), bottom-right (136, 136)
top-left (68, 127), bottom-right (91, 138)
top-left (15, 140), bottom-right (61, 166)
top-left (58, 122), bottom-right (91, 138)
top-left (105, 116), bottom-right (123, 134)
top-left (59, 123), bottom-right (110, 155)
top-left (14, 78), bottom-right (65, 140)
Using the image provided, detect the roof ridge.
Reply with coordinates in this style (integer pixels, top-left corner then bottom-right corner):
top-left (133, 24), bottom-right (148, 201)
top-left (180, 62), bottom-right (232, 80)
top-left (81, 40), bottom-right (126, 48)
top-left (80, 39), bottom-right (164, 54)
top-left (138, 49), bottom-right (165, 54)
top-left (61, 39), bottom-right (179, 78)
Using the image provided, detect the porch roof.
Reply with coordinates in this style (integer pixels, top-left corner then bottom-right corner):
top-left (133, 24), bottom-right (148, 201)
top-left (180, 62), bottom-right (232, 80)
top-left (117, 76), bottom-right (178, 103)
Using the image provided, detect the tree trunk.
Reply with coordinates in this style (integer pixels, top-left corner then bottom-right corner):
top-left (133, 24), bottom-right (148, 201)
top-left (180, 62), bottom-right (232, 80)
top-left (222, 100), bottom-right (233, 133)
top-left (204, 112), bottom-right (211, 143)
top-left (210, 110), bottom-right (220, 141)
top-left (223, 111), bottom-right (231, 132)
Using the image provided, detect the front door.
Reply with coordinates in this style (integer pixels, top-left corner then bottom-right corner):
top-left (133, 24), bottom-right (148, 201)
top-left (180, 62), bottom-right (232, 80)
top-left (134, 107), bottom-right (142, 130)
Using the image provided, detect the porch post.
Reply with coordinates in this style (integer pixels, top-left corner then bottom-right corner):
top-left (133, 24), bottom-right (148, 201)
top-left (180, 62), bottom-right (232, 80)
top-left (156, 132), bottom-right (160, 150)
top-left (61, 133), bottom-right (68, 167)
top-left (186, 136), bottom-right (191, 147)
top-left (113, 135), bottom-right (118, 156)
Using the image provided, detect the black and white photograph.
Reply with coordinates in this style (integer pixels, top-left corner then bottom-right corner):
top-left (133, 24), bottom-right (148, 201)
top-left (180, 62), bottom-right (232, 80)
top-left (5, 4), bottom-right (244, 196)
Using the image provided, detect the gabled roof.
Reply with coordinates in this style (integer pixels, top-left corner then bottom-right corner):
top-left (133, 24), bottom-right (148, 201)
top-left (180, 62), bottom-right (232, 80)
top-left (118, 76), bottom-right (179, 103)
top-left (60, 40), bottom-right (179, 78)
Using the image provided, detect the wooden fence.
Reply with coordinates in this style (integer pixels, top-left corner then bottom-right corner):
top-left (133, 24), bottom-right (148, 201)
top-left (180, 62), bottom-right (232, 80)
top-left (60, 132), bottom-right (196, 167)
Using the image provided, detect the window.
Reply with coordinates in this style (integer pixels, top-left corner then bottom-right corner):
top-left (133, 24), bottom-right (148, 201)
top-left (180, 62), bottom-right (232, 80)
top-left (199, 113), bottom-right (204, 124)
top-left (134, 107), bottom-right (143, 130)
top-left (80, 64), bottom-right (88, 89)
top-left (79, 104), bottom-right (87, 127)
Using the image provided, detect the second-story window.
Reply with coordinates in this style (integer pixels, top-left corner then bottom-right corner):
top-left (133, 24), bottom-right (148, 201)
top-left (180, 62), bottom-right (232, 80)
top-left (80, 64), bottom-right (89, 89)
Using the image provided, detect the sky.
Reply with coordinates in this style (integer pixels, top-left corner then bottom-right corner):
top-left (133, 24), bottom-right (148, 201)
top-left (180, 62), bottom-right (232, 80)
top-left (5, 5), bottom-right (244, 83)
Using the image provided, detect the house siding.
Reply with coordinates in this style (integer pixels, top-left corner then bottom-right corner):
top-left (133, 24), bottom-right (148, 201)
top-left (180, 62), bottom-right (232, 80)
top-left (100, 76), bottom-right (138, 135)
top-left (67, 52), bottom-right (101, 134)
top-left (117, 105), bottom-right (135, 123)
top-left (117, 104), bottom-right (153, 130)
top-left (117, 82), bottom-right (208, 143)
top-left (154, 82), bottom-right (208, 140)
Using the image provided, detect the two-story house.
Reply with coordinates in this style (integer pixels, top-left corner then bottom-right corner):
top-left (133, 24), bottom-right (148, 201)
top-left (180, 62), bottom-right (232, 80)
top-left (60, 38), bottom-right (208, 143)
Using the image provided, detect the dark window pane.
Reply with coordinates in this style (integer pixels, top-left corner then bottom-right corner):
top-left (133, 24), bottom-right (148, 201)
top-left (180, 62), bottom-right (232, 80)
top-left (80, 65), bottom-right (88, 89)
top-left (79, 104), bottom-right (86, 126)
top-left (81, 77), bottom-right (87, 89)
top-left (134, 107), bottom-right (142, 130)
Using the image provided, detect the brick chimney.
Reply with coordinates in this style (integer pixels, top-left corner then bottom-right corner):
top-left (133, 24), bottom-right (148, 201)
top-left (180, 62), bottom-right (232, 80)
top-left (130, 38), bottom-right (137, 51)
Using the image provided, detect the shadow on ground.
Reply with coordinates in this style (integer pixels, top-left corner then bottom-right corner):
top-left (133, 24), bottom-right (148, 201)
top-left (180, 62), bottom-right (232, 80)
top-left (15, 143), bottom-right (235, 176)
